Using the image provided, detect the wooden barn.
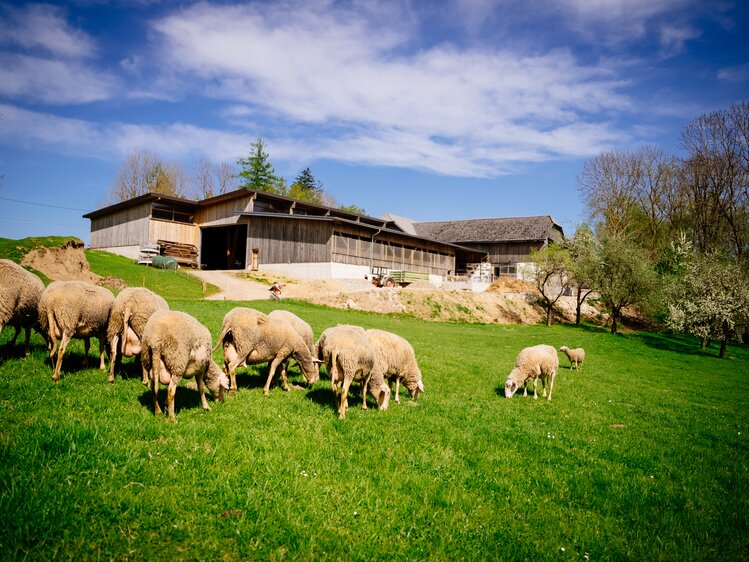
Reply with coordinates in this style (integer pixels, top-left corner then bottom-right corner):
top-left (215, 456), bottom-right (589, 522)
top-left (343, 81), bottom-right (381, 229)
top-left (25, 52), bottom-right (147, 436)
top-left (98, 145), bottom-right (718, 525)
top-left (412, 216), bottom-right (565, 278)
top-left (84, 189), bottom-right (486, 281)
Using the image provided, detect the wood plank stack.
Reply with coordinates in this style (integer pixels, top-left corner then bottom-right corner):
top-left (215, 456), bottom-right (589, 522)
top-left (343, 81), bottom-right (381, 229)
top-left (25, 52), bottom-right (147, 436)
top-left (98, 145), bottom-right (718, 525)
top-left (157, 239), bottom-right (198, 268)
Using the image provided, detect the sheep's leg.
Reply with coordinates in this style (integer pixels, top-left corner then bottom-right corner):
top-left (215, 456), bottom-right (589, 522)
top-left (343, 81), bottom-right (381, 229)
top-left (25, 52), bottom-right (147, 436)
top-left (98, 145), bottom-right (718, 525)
top-left (151, 351), bottom-right (162, 416)
top-left (393, 377), bottom-right (401, 404)
top-left (97, 336), bottom-right (107, 371)
top-left (532, 377), bottom-right (539, 399)
top-left (339, 376), bottom-right (353, 420)
top-left (22, 327), bottom-right (31, 358)
top-left (547, 372), bottom-right (556, 401)
top-left (263, 356), bottom-right (285, 395)
top-left (227, 359), bottom-right (244, 394)
top-left (279, 359), bottom-right (291, 392)
top-left (109, 335), bottom-right (119, 383)
top-left (52, 332), bottom-right (72, 382)
top-left (197, 374), bottom-right (211, 411)
top-left (166, 377), bottom-right (178, 423)
top-left (361, 373), bottom-right (372, 410)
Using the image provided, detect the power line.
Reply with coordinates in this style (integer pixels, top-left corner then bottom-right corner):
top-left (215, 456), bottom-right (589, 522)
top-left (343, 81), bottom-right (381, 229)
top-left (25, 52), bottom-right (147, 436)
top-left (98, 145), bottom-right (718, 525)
top-left (0, 196), bottom-right (92, 212)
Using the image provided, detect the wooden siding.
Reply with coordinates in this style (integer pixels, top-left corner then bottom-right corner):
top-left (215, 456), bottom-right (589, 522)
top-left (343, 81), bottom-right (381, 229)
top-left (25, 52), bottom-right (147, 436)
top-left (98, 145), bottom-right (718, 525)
top-left (88, 202), bottom-right (151, 248)
top-left (331, 225), bottom-right (455, 275)
top-left (247, 217), bottom-right (332, 264)
top-left (149, 219), bottom-right (199, 247)
top-left (196, 194), bottom-right (255, 227)
top-left (459, 241), bottom-right (544, 265)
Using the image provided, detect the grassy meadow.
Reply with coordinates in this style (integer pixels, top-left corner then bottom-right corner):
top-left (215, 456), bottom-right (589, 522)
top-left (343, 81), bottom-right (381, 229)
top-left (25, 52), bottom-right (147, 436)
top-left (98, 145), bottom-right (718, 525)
top-left (0, 247), bottom-right (748, 560)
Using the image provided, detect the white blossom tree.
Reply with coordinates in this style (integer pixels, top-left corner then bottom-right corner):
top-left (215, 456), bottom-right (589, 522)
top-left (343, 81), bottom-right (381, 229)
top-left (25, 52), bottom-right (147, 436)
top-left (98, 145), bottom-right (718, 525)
top-left (667, 254), bottom-right (749, 358)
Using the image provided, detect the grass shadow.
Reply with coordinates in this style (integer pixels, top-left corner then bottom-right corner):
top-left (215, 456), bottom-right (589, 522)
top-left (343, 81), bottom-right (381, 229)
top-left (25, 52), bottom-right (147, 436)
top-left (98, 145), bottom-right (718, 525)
top-left (637, 332), bottom-right (718, 358)
top-left (137, 385), bottom-right (213, 416)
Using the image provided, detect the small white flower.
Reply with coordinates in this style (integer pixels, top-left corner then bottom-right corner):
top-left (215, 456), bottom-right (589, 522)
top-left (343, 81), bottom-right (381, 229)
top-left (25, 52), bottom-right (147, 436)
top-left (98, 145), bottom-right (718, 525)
top-left (560, 547), bottom-right (565, 552)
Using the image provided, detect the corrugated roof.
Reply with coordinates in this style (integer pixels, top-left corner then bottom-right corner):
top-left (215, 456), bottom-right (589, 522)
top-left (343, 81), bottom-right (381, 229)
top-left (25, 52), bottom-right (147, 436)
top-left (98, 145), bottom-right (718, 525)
top-left (414, 216), bottom-right (564, 243)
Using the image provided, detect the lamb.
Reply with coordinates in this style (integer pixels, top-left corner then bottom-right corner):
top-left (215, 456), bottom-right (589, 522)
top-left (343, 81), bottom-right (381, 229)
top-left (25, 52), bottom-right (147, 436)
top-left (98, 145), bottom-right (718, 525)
top-left (37, 280), bottom-right (114, 382)
top-left (107, 287), bottom-right (169, 384)
top-left (213, 307), bottom-right (320, 395)
top-left (315, 324), bottom-right (389, 420)
top-left (0, 259), bottom-right (44, 357)
top-left (559, 346), bottom-right (585, 370)
top-left (365, 329), bottom-right (424, 404)
top-left (504, 344), bottom-right (559, 401)
top-left (140, 310), bottom-right (228, 422)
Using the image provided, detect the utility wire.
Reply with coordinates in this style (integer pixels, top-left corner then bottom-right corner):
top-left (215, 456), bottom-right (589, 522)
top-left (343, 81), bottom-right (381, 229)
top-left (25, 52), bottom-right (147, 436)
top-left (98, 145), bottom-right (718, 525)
top-left (0, 196), bottom-right (92, 212)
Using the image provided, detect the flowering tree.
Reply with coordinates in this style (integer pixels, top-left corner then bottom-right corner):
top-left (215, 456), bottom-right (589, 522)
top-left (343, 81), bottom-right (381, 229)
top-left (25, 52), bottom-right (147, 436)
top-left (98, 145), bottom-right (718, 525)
top-left (667, 254), bottom-right (749, 358)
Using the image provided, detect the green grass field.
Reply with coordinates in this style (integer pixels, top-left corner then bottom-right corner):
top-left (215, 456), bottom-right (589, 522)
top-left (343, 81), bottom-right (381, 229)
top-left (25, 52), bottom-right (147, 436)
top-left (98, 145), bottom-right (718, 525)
top-left (0, 243), bottom-right (747, 560)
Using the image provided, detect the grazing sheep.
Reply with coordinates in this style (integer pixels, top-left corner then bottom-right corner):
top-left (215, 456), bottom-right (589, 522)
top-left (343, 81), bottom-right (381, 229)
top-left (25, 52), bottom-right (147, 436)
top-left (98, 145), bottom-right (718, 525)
top-left (0, 259), bottom-right (44, 357)
top-left (107, 287), bottom-right (169, 384)
top-left (140, 310), bottom-right (229, 422)
top-left (559, 346), bottom-right (585, 370)
top-left (504, 344), bottom-right (559, 401)
top-left (213, 307), bottom-right (320, 395)
top-left (267, 309), bottom-right (314, 353)
top-left (365, 329), bottom-right (424, 404)
top-left (315, 324), bottom-right (388, 419)
top-left (38, 280), bottom-right (114, 382)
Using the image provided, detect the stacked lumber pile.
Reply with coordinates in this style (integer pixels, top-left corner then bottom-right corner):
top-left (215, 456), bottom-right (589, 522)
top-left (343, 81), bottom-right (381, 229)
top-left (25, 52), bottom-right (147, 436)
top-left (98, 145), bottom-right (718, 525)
top-left (157, 239), bottom-right (198, 268)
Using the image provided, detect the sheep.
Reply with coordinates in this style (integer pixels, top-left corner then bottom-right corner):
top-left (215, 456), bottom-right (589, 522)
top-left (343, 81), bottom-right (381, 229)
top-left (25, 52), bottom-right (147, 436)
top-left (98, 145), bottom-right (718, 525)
top-left (0, 259), bottom-right (44, 357)
top-left (267, 309), bottom-right (314, 353)
top-left (315, 324), bottom-right (389, 420)
top-left (504, 344), bottom-right (559, 400)
top-left (213, 307), bottom-right (320, 395)
top-left (559, 346), bottom-right (585, 370)
top-left (37, 280), bottom-right (114, 382)
top-left (365, 329), bottom-right (424, 404)
top-left (140, 310), bottom-right (229, 422)
top-left (107, 287), bottom-right (169, 384)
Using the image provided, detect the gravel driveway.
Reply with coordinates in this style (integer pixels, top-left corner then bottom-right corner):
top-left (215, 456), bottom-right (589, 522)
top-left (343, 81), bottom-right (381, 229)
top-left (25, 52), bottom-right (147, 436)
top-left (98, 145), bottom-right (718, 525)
top-left (188, 269), bottom-right (272, 301)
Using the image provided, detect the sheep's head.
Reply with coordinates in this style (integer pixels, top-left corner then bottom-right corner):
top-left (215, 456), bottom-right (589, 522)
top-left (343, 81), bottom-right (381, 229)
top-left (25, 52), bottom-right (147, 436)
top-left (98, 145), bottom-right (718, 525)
top-left (377, 383), bottom-right (391, 411)
top-left (296, 352), bottom-right (321, 384)
top-left (504, 368), bottom-right (522, 398)
top-left (559, 346), bottom-right (569, 353)
top-left (204, 361), bottom-right (229, 402)
top-left (403, 369), bottom-right (425, 401)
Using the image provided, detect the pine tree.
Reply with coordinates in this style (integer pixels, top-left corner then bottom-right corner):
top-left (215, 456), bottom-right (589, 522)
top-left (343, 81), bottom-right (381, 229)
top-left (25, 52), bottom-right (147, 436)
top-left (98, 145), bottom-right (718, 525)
top-left (237, 137), bottom-right (282, 194)
top-left (288, 167), bottom-right (324, 204)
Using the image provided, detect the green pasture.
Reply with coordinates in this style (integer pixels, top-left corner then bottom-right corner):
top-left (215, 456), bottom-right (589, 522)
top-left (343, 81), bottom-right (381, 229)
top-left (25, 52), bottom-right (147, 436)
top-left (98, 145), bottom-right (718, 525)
top-left (1, 299), bottom-right (747, 560)
top-left (0, 243), bottom-right (747, 560)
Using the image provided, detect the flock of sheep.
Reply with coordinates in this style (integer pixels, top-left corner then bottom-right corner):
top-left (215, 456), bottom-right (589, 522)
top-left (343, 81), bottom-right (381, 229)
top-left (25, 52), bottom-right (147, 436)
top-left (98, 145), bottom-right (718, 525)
top-left (1, 259), bottom-right (585, 421)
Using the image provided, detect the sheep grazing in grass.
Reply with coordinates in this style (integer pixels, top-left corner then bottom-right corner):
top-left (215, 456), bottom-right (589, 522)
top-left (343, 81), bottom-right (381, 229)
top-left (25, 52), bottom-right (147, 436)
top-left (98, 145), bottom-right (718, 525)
top-left (268, 309), bottom-right (314, 354)
top-left (140, 310), bottom-right (229, 423)
top-left (213, 307), bottom-right (320, 395)
top-left (107, 287), bottom-right (169, 384)
top-left (365, 329), bottom-right (424, 404)
top-left (559, 346), bottom-right (585, 370)
top-left (315, 324), bottom-right (389, 420)
top-left (38, 280), bottom-right (114, 382)
top-left (504, 344), bottom-right (559, 401)
top-left (0, 259), bottom-right (44, 357)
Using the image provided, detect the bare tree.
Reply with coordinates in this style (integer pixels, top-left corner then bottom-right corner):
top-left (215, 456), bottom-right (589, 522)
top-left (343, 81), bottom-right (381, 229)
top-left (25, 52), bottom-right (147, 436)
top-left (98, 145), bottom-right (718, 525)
top-left (578, 149), bottom-right (641, 238)
top-left (215, 161), bottom-right (238, 194)
top-left (109, 149), bottom-right (187, 203)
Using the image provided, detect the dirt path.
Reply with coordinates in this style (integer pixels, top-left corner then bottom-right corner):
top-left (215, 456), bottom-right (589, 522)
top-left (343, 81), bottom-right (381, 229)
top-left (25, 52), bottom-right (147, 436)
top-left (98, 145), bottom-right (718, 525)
top-left (187, 270), bottom-right (272, 301)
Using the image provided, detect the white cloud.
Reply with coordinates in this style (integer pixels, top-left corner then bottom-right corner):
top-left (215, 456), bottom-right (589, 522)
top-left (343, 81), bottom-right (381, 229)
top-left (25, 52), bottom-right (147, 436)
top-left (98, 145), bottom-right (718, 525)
top-left (0, 3), bottom-right (96, 59)
top-left (0, 3), bottom-right (118, 105)
top-left (718, 63), bottom-right (749, 83)
top-left (152, 2), bottom-right (632, 177)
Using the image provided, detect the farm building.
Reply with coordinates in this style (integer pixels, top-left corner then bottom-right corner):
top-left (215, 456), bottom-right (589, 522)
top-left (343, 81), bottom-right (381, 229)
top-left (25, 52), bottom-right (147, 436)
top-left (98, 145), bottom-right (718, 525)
top-left (84, 188), bottom-right (564, 282)
top-left (83, 189), bottom-right (486, 282)
top-left (412, 216), bottom-right (565, 278)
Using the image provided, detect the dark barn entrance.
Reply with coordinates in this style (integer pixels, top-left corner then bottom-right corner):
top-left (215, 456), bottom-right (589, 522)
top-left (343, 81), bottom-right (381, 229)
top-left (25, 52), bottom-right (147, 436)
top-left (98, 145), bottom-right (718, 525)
top-left (201, 225), bottom-right (247, 270)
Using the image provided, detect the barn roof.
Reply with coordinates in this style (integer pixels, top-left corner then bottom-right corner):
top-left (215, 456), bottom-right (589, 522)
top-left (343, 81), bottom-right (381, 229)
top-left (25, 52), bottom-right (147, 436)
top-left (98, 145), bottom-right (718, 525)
top-left (413, 216), bottom-right (564, 243)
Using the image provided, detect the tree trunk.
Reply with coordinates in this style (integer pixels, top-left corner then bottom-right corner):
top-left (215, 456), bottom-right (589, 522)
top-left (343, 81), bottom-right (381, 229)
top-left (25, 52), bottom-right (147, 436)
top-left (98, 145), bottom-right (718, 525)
top-left (546, 307), bottom-right (552, 327)
top-left (575, 287), bottom-right (582, 326)
top-left (700, 337), bottom-right (708, 350)
top-left (719, 337), bottom-right (728, 359)
top-left (610, 310), bottom-right (618, 334)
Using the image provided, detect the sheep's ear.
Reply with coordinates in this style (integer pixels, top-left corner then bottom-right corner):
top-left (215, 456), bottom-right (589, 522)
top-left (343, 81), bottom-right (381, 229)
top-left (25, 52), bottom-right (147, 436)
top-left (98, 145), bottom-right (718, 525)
top-left (218, 373), bottom-right (230, 389)
top-left (417, 380), bottom-right (425, 392)
top-left (312, 358), bottom-right (323, 364)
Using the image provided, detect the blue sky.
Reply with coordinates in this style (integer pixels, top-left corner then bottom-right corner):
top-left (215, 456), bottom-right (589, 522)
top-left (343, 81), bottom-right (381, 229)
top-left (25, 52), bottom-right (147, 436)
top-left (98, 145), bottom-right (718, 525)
top-left (1, 0), bottom-right (747, 244)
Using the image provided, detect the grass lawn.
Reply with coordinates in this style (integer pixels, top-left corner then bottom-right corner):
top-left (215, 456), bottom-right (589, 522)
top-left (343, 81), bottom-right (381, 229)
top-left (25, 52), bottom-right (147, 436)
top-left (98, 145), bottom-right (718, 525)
top-left (1, 295), bottom-right (747, 560)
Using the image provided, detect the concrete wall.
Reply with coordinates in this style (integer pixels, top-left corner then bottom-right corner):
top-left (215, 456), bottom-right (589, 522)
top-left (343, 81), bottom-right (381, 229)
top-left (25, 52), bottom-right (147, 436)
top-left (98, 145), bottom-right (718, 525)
top-left (91, 245), bottom-right (141, 260)
top-left (258, 261), bottom-right (370, 281)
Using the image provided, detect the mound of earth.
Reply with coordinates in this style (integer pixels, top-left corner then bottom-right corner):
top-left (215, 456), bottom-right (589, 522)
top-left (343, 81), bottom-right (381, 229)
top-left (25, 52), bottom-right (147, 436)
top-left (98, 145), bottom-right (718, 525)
top-left (22, 240), bottom-right (126, 290)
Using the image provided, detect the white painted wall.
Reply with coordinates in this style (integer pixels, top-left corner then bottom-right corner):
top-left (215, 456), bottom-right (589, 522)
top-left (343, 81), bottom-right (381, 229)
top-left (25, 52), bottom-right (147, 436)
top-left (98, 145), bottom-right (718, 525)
top-left (258, 262), bottom-right (370, 281)
top-left (91, 245), bottom-right (141, 260)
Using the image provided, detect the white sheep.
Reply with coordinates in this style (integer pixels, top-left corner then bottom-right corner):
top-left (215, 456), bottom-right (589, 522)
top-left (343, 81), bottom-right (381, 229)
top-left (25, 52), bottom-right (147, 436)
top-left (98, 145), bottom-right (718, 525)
top-left (559, 346), bottom-right (585, 370)
top-left (504, 344), bottom-right (559, 400)
top-left (213, 307), bottom-right (320, 395)
top-left (107, 287), bottom-right (169, 384)
top-left (0, 259), bottom-right (44, 357)
top-left (365, 329), bottom-right (424, 404)
top-left (140, 310), bottom-right (229, 423)
top-left (37, 280), bottom-right (114, 382)
top-left (315, 324), bottom-right (389, 419)
top-left (268, 309), bottom-right (314, 353)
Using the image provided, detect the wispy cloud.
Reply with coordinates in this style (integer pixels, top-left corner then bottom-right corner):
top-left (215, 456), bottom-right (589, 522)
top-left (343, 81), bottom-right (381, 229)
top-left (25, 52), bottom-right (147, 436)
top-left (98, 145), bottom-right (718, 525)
top-left (152, 1), bottom-right (633, 177)
top-left (0, 3), bottom-right (117, 104)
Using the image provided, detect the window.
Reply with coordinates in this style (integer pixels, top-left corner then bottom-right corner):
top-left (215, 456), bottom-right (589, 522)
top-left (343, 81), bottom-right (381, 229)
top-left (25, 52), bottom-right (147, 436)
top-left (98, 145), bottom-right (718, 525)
top-left (151, 202), bottom-right (194, 224)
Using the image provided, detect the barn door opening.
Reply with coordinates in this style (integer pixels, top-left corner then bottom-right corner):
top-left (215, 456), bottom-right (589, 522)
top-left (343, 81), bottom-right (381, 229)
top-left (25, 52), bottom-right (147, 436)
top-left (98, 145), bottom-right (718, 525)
top-left (200, 224), bottom-right (247, 270)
